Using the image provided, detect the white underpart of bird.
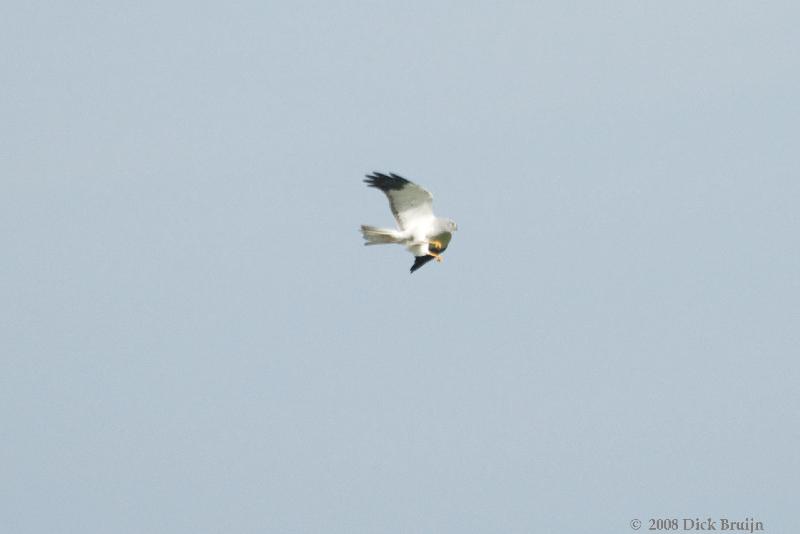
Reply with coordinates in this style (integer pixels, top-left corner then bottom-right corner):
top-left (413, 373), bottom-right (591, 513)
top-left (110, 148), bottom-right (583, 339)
top-left (360, 172), bottom-right (458, 273)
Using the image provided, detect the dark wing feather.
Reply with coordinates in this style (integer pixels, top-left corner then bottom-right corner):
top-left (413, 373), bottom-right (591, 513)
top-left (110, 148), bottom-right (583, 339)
top-left (363, 172), bottom-right (410, 191)
top-left (410, 255), bottom-right (435, 274)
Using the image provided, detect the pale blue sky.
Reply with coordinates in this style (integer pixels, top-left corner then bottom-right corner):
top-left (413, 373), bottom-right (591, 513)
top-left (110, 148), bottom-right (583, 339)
top-left (2, 2), bottom-right (798, 533)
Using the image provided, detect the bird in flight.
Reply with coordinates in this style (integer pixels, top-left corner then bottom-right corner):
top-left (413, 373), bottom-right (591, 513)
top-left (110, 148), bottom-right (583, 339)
top-left (360, 172), bottom-right (458, 273)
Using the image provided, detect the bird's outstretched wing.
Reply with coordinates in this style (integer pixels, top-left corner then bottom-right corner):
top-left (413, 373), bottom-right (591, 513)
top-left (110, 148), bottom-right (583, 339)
top-left (364, 172), bottom-right (434, 230)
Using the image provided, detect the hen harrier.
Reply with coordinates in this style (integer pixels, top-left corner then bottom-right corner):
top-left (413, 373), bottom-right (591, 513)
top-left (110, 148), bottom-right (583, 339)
top-left (360, 172), bottom-right (457, 273)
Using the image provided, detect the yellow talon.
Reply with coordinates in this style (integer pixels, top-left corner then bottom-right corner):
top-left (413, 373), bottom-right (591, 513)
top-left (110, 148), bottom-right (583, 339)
top-left (428, 251), bottom-right (443, 262)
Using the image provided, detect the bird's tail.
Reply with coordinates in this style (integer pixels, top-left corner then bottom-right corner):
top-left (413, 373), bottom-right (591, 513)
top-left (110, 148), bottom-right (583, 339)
top-left (360, 225), bottom-right (402, 245)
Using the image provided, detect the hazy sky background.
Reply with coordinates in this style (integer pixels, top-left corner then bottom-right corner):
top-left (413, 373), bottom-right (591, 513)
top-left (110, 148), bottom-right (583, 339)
top-left (2, 2), bottom-right (798, 533)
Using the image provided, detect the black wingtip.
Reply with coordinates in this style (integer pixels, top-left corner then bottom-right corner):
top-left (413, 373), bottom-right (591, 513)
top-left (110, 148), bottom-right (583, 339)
top-left (364, 172), bottom-right (410, 192)
top-left (410, 255), bottom-right (435, 273)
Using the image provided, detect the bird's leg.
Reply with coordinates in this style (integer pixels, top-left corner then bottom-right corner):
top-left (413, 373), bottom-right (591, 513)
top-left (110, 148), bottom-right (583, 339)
top-left (427, 240), bottom-right (444, 262)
